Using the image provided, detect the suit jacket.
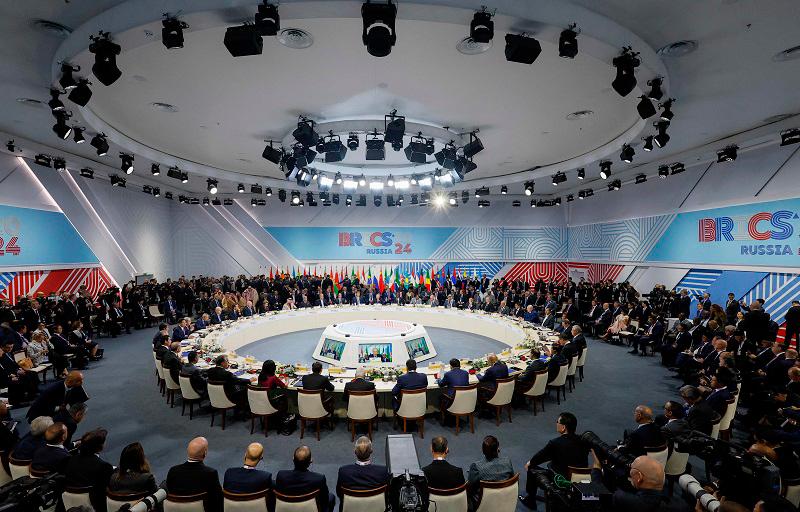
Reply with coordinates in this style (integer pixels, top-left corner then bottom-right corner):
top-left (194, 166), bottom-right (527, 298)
top-left (422, 460), bottom-right (465, 490)
top-left (26, 381), bottom-right (71, 422)
top-left (162, 350), bottom-right (183, 382)
top-left (438, 368), bottom-right (469, 397)
top-left (518, 359), bottom-right (547, 384)
top-left (275, 468), bottom-right (332, 512)
top-left (478, 362), bottom-right (509, 386)
top-left (686, 400), bottom-right (720, 435)
top-left (336, 463), bottom-right (389, 499)
top-left (166, 461), bottom-right (223, 512)
top-left (181, 365), bottom-right (207, 394)
top-left (661, 418), bottom-right (691, 438)
top-left (210, 313), bottom-right (224, 324)
top-left (194, 318), bottom-right (208, 330)
top-left (528, 434), bottom-right (589, 477)
top-left (206, 366), bottom-right (248, 395)
top-left (11, 432), bottom-right (45, 460)
top-left (31, 444), bottom-right (71, 473)
top-left (302, 373), bottom-right (335, 392)
top-left (705, 388), bottom-right (732, 417)
top-left (172, 326), bottom-right (190, 341)
top-left (620, 422), bottom-right (666, 457)
top-left (344, 378), bottom-right (375, 402)
top-left (223, 466), bottom-right (273, 494)
top-left (547, 354), bottom-right (568, 384)
top-left (540, 315), bottom-right (556, 330)
top-left (64, 453), bottom-right (114, 511)
top-left (392, 371), bottom-right (429, 397)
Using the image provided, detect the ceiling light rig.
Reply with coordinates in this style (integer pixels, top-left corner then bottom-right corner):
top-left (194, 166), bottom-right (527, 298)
top-left (119, 153), bottom-right (134, 174)
top-left (72, 127), bottom-right (85, 144)
top-left (52, 112), bottom-right (72, 140)
top-left (658, 165), bottom-right (669, 178)
top-left (151, 163), bottom-right (160, 176)
top-left (362, 0), bottom-right (397, 57)
top-left (637, 94), bottom-right (657, 119)
top-left (254, 2), bottom-right (280, 36)
top-left (670, 162), bottom-right (685, 174)
top-left (58, 63), bottom-right (79, 90)
top-left (608, 179), bottom-right (621, 191)
top-left (48, 89), bottom-right (65, 112)
top-left (89, 31), bottom-right (122, 86)
top-left (470, 6), bottom-right (494, 44)
top-left (599, 160), bottom-right (612, 179)
top-left (635, 174), bottom-right (647, 184)
top-left (347, 133), bottom-right (359, 151)
top-left (505, 33), bottom-right (542, 64)
top-left (781, 128), bottom-right (800, 146)
top-left (68, 79), bottom-right (92, 106)
top-left (659, 99), bottom-right (676, 121)
top-left (647, 77), bottom-right (664, 100)
top-left (642, 136), bottom-right (654, 152)
top-left (611, 47), bottom-right (640, 97)
top-left (558, 23), bottom-right (579, 59)
top-left (619, 144), bottom-right (635, 163)
top-left (365, 130), bottom-right (386, 161)
top-left (207, 179), bottom-right (218, 194)
top-left (717, 145), bottom-right (738, 163)
top-left (577, 168), bottom-right (585, 180)
top-left (462, 130), bottom-right (484, 159)
top-left (551, 172), bottom-right (567, 186)
top-left (162, 16), bottom-right (189, 49)
top-left (524, 181), bottom-right (534, 196)
top-left (90, 133), bottom-right (109, 156)
top-left (405, 132), bottom-right (428, 163)
top-left (653, 121), bottom-right (671, 148)
top-left (322, 131), bottom-right (348, 162)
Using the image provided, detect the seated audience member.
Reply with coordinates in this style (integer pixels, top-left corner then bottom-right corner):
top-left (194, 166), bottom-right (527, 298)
top-left (539, 308), bottom-right (555, 330)
top-left (592, 453), bottom-right (668, 512)
top-left (629, 315), bottom-right (665, 355)
top-left (275, 445), bottom-right (336, 512)
top-left (26, 370), bottom-right (85, 422)
top-left (194, 313), bottom-right (211, 331)
top-left (343, 367), bottom-right (376, 404)
top-left (336, 437), bottom-right (390, 509)
top-left (53, 402), bottom-right (87, 448)
top-left (223, 442), bottom-right (273, 494)
top-left (680, 385), bottom-right (720, 436)
top-left (181, 350), bottom-right (207, 395)
top-left (704, 372), bottom-right (734, 417)
top-left (172, 317), bottom-right (192, 341)
top-left (437, 358), bottom-right (469, 412)
top-left (554, 319), bottom-right (572, 337)
top-left (523, 305), bottom-right (539, 324)
top-left (422, 436), bottom-right (465, 490)
top-left (517, 348), bottom-right (549, 384)
top-left (31, 422), bottom-right (71, 474)
top-left (50, 323), bottom-right (82, 376)
top-left (166, 437), bottom-right (223, 512)
top-left (27, 331), bottom-right (48, 366)
top-left (657, 401), bottom-right (690, 437)
top-left (64, 428), bottom-right (114, 512)
top-left (391, 359), bottom-right (429, 411)
top-left (467, 435), bottom-right (514, 504)
top-left (161, 342), bottom-right (184, 383)
top-left (211, 306), bottom-right (225, 324)
top-left (206, 354), bottom-right (250, 408)
top-left (108, 442), bottom-right (159, 494)
top-left (68, 320), bottom-right (100, 360)
top-left (0, 340), bottom-right (39, 405)
top-left (258, 359), bottom-right (289, 410)
top-left (152, 323), bottom-right (169, 349)
top-left (520, 412), bottom-right (588, 509)
top-left (11, 415), bottom-right (53, 460)
top-left (618, 405), bottom-right (666, 457)
top-left (477, 354), bottom-right (509, 402)
top-left (302, 361), bottom-right (335, 413)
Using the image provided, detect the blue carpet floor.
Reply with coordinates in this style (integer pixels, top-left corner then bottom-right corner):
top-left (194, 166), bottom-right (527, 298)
top-left (12, 325), bottom-right (685, 510)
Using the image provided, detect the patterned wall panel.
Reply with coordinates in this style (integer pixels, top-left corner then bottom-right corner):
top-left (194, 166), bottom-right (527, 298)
top-left (569, 214), bottom-right (675, 262)
top-left (427, 227), bottom-right (569, 261)
top-left (501, 263), bottom-right (569, 284)
top-left (503, 227), bottom-right (569, 260)
top-left (674, 269), bottom-right (724, 297)
top-left (428, 228), bottom-right (504, 260)
top-left (742, 273), bottom-right (800, 325)
top-left (0, 267), bottom-right (115, 305)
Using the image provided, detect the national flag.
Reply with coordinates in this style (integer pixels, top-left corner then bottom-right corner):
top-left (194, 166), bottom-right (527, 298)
top-left (269, 267), bottom-right (274, 280)
top-left (451, 267), bottom-right (457, 285)
top-left (379, 270), bottom-right (385, 293)
top-left (333, 271), bottom-right (339, 295)
top-left (425, 269), bottom-right (432, 291)
top-left (291, 266), bottom-right (296, 279)
top-left (303, 267), bottom-right (307, 277)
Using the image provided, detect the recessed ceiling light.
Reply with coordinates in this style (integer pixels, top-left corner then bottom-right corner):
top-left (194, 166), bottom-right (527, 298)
top-left (278, 28), bottom-right (313, 49)
top-left (16, 98), bottom-right (45, 108)
top-left (566, 110), bottom-right (594, 120)
top-left (457, 36), bottom-right (492, 55)
top-left (656, 40), bottom-right (699, 57)
top-left (773, 45), bottom-right (800, 62)
top-left (30, 19), bottom-right (73, 38)
top-left (151, 102), bottom-right (179, 113)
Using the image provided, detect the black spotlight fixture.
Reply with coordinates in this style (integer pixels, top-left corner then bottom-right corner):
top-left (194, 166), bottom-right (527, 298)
top-left (578, 189), bottom-right (593, 199)
top-left (322, 132), bottom-right (348, 163)
top-left (512, 200), bottom-right (521, 207)
top-left (462, 130), bottom-right (484, 159)
top-left (142, 185), bottom-right (153, 195)
top-left (292, 143), bottom-right (317, 167)
top-left (202, 197), bottom-right (210, 206)
top-left (167, 166), bottom-right (182, 180)
top-left (558, 24), bottom-right (579, 59)
top-left (73, 127), bottom-right (85, 144)
top-left (237, 183), bottom-right (245, 193)
top-left (475, 187), bottom-right (490, 198)
top-left (530, 199), bottom-right (537, 208)
top-left (316, 138), bottom-right (326, 153)
top-left (448, 193), bottom-right (457, 206)
top-left (374, 195), bottom-right (382, 207)
top-left (611, 47), bottom-right (640, 97)
top-left (212, 197), bottom-right (222, 206)
top-left (608, 179), bottom-right (621, 191)
top-left (265, 187), bottom-right (272, 197)
top-left (619, 144), bottom-right (635, 163)
top-left (637, 95), bottom-right (657, 119)
top-left (659, 99), bottom-right (675, 121)
top-left (566, 194), bottom-right (574, 202)
top-left (58, 63), bottom-right (80, 90)
top-left (647, 77), bottom-right (664, 101)
top-left (425, 138), bottom-right (435, 155)
top-left (224, 24), bottom-right (263, 57)
top-left (345, 194), bottom-right (353, 206)
top-left (599, 160), bottom-right (612, 179)
top-left (5, 140), bottom-right (15, 153)
top-left (48, 89), bottom-right (65, 112)
top-left (251, 184), bottom-right (263, 194)
top-left (53, 157), bottom-right (66, 171)
top-left (165, 192), bottom-right (173, 200)
top-left (291, 190), bottom-right (300, 205)
top-left (470, 7), bottom-right (494, 44)
top-left (462, 191), bottom-right (470, 204)
top-left (653, 121), bottom-right (670, 148)
top-left (361, 0), bottom-right (397, 57)
top-left (90, 133), bottom-right (109, 156)
top-left (278, 189), bottom-right (287, 202)
top-left (307, 192), bottom-right (317, 206)
top-left (551, 172), bottom-right (567, 186)
top-left (357, 194), bottom-right (367, 207)
top-left (500, 185), bottom-right (507, 194)
top-left (207, 179), bottom-right (218, 194)
top-left (119, 153), bottom-right (134, 174)
top-left (52, 112), bottom-right (72, 140)
top-left (162, 17), bottom-right (189, 49)
top-left (332, 193), bottom-right (340, 205)
top-left (781, 128), bottom-right (800, 146)
top-left (505, 33), bottom-right (542, 64)
top-left (347, 133), bottom-right (360, 151)
top-left (642, 136), bottom-right (654, 152)
top-left (180, 172), bottom-right (189, 183)
top-left (658, 165), bottom-right (669, 178)
top-left (384, 110), bottom-right (405, 146)
top-left (223, 198), bottom-right (233, 206)
top-left (261, 140), bottom-right (283, 165)
top-left (80, 167), bottom-right (94, 179)
top-left (365, 131), bottom-right (386, 161)
top-left (717, 145), bottom-right (738, 163)
top-left (151, 163), bottom-right (160, 176)
top-left (397, 194), bottom-right (404, 206)
top-left (292, 117), bottom-right (319, 147)
top-left (670, 162), bottom-right (685, 174)
top-left (34, 154), bottom-right (52, 167)
top-left (68, 79), bottom-right (92, 106)
top-left (524, 181), bottom-right (534, 196)
top-left (404, 133), bottom-right (428, 163)
top-left (635, 174), bottom-right (647, 184)
top-left (577, 167), bottom-right (585, 180)
top-left (478, 199), bottom-right (490, 208)
top-left (110, 174), bottom-right (126, 187)
top-left (89, 31), bottom-right (122, 86)
top-left (254, 2), bottom-right (280, 36)
top-left (434, 141), bottom-right (458, 169)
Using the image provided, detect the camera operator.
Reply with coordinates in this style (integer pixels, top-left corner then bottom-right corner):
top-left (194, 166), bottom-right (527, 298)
top-left (590, 451), bottom-right (674, 512)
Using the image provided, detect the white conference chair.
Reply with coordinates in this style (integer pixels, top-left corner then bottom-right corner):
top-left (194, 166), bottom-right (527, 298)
top-left (664, 449), bottom-right (690, 496)
top-left (164, 492), bottom-right (207, 512)
top-left (298, 389), bottom-right (332, 441)
top-left (547, 364), bottom-right (568, 405)
top-left (223, 488), bottom-right (270, 512)
top-left (566, 355), bottom-right (579, 391)
top-left (428, 483), bottom-right (468, 512)
top-left (0, 452), bottom-right (12, 486)
top-left (520, 369), bottom-right (549, 415)
top-left (61, 486), bottom-right (93, 510)
top-left (442, 384), bottom-right (478, 435)
top-left (248, 385), bottom-right (282, 437)
top-left (718, 397), bottom-right (737, 441)
top-left (484, 376), bottom-right (515, 425)
top-left (396, 388), bottom-right (427, 438)
top-left (8, 456), bottom-right (31, 480)
top-left (164, 369), bottom-right (182, 408)
top-left (274, 489), bottom-right (320, 512)
top-left (576, 347), bottom-right (588, 381)
top-left (567, 466), bottom-right (592, 483)
top-left (474, 474), bottom-right (518, 512)
top-left (645, 444), bottom-right (669, 467)
top-left (340, 485), bottom-right (387, 512)
top-left (783, 477), bottom-right (800, 507)
top-left (208, 381), bottom-right (238, 430)
top-left (346, 390), bottom-right (378, 441)
top-left (179, 374), bottom-right (204, 419)
top-left (107, 490), bottom-right (151, 511)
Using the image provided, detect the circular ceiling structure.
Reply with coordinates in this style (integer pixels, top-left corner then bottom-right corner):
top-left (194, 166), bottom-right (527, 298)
top-left (51, 0), bottom-right (666, 191)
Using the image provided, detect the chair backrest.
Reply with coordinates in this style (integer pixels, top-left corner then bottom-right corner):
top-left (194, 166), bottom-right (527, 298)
top-left (783, 477), bottom-right (800, 507)
top-left (475, 474), bottom-right (519, 512)
top-left (630, 320), bottom-right (640, 330)
top-left (0, 451), bottom-right (11, 487)
top-left (567, 466), bottom-right (592, 483)
top-left (523, 370), bottom-right (549, 398)
top-left (298, 389), bottom-right (328, 419)
top-left (8, 456), bottom-right (31, 480)
top-left (710, 417), bottom-right (722, 440)
top-left (207, 381), bottom-right (237, 409)
top-left (548, 364), bottom-right (568, 386)
top-left (107, 490), bottom-right (151, 512)
top-left (347, 391), bottom-right (378, 421)
top-left (397, 388), bottom-right (427, 419)
top-left (223, 488), bottom-right (270, 512)
top-left (179, 374), bottom-right (202, 400)
top-left (447, 384), bottom-right (478, 415)
top-left (247, 385), bottom-right (280, 416)
top-left (487, 377), bottom-right (516, 406)
top-left (164, 369), bottom-right (181, 391)
top-left (149, 305), bottom-right (162, 317)
top-left (664, 449), bottom-right (690, 477)
top-left (164, 492), bottom-right (208, 512)
top-left (29, 467), bottom-right (51, 479)
top-left (718, 397), bottom-right (737, 430)
top-left (428, 483), bottom-right (468, 512)
top-left (155, 358), bottom-right (165, 379)
top-left (62, 486), bottom-right (93, 510)
top-left (576, 347), bottom-right (588, 367)
top-left (566, 355), bottom-right (578, 377)
top-left (341, 485), bottom-right (387, 512)
top-left (274, 489), bottom-right (320, 512)
top-left (645, 444), bottom-right (669, 467)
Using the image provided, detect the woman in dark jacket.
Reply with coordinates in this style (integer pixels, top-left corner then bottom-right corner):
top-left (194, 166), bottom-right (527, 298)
top-left (108, 442), bottom-right (158, 494)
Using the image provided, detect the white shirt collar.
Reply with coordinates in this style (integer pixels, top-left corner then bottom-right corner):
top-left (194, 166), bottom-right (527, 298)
top-left (356, 460), bottom-right (372, 466)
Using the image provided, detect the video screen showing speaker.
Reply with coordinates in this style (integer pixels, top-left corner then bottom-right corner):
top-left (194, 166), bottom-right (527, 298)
top-left (405, 337), bottom-right (430, 359)
top-left (319, 339), bottom-right (345, 361)
top-left (359, 343), bottom-right (392, 363)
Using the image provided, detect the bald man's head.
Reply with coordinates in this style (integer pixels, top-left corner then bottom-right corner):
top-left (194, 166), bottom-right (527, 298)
top-left (294, 445), bottom-right (312, 471)
top-left (65, 371), bottom-right (84, 388)
top-left (629, 456), bottom-right (664, 491)
top-left (244, 442), bottom-right (264, 466)
top-left (634, 405), bottom-right (653, 424)
top-left (187, 437), bottom-right (208, 461)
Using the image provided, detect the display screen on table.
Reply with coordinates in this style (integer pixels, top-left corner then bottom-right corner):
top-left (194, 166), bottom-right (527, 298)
top-left (405, 337), bottom-right (430, 358)
top-left (358, 343), bottom-right (392, 363)
top-left (319, 338), bottom-right (346, 361)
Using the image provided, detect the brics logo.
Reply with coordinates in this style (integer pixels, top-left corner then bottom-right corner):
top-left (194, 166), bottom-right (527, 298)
top-left (339, 231), bottom-right (394, 247)
top-left (698, 211), bottom-right (798, 242)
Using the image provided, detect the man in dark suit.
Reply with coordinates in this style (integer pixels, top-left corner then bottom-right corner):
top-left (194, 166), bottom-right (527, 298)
top-left (302, 362), bottom-right (335, 414)
top-left (523, 305), bottom-right (539, 324)
top-left (11, 415), bottom-right (51, 460)
top-left (336, 437), bottom-right (389, 510)
top-left (629, 315), bottom-right (665, 355)
top-left (31, 422), bottom-right (71, 474)
top-left (194, 313), bottom-right (210, 331)
top-left (166, 437), bottom-right (223, 512)
top-left (181, 351), bottom-right (208, 395)
top-left (618, 405), bottom-right (666, 457)
top-left (63, 428), bottom-right (114, 511)
top-left (343, 367), bottom-right (376, 404)
top-left (437, 358), bottom-right (470, 413)
top-left (784, 300), bottom-right (800, 350)
top-left (223, 442), bottom-right (272, 494)
top-left (421, 436), bottom-right (465, 490)
top-left (680, 385), bottom-right (719, 436)
top-left (603, 455), bottom-right (670, 512)
top-left (391, 359), bottom-right (429, 411)
top-left (517, 349), bottom-right (548, 384)
top-left (210, 307), bottom-right (224, 324)
top-left (570, 326), bottom-right (587, 358)
top-left (595, 303), bottom-right (613, 333)
top-left (172, 318), bottom-right (191, 342)
top-left (539, 308), bottom-right (556, 330)
top-left (162, 295), bottom-right (178, 324)
top-left (520, 412), bottom-right (589, 509)
top-left (162, 342), bottom-right (184, 384)
top-left (275, 445), bottom-right (336, 512)
top-left (26, 370), bottom-right (85, 422)
top-left (477, 354), bottom-right (509, 402)
top-left (740, 301), bottom-right (770, 345)
top-left (53, 402), bottom-right (87, 448)
top-left (658, 400), bottom-right (691, 438)
top-left (704, 374), bottom-right (733, 417)
top-left (206, 355), bottom-right (250, 408)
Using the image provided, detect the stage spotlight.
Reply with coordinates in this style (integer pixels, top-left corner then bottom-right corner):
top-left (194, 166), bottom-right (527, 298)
top-left (291, 190), bottom-right (300, 204)
top-left (250, 198), bottom-right (257, 207)
top-left (554, 197), bottom-right (562, 206)
top-left (374, 195), bottom-right (382, 207)
top-left (577, 189), bottom-right (588, 199)
top-left (647, 77), bottom-right (664, 100)
top-left (292, 117), bottom-right (319, 147)
top-left (292, 143), bottom-right (317, 167)
top-left (419, 192), bottom-right (429, 205)
top-left (781, 128), bottom-right (800, 146)
top-left (635, 174), bottom-right (647, 184)
top-left (120, 153), bottom-right (134, 174)
top-left (68, 79), bottom-right (92, 106)
top-left (524, 181), bottom-right (534, 196)
top-left (332, 193), bottom-right (340, 205)
top-left (295, 168), bottom-right (312, 187)
top-left (362, 0), bottom-right (397, 57)
top-left (5, 140), bottom-right (15, 152)
top-left (365, 133), bottom-right (386, 161)
top-left (599, 161), bottom-right (612, 179)
top-left (162, 17), bottom-right (188, 49)
top-left (566, 194), bottom-right (574, 202)
top-left (717, 145), bottom-right (738, 163)
top-left (207, 179), bottom-right (218, 194)
top-left (262, 141), bottom-right (283, 164)
top-left (475, 187), bottom-right (490, 198)
top-left (470, 8), bottom-right (494, 44)
top-left (249, 184), bottom-right (262, 194)
top-left (90, 133), bottom-right (109, 156)
top-left (223, 198), bottom-right (233, 205)
top-left (212, 197), bottom-right (222, 206)
top-left (386, 175), bottom-right (395, 187)
top-left (346, 194), bottom-right (352, 206)
top-left (237, 183), bottom-right (245, 193)
top-left (608, 179), bottom-right (621, 191)
top-left (552, 172), bottom-right (567, 186)
top-left (53, 157), bottom-right (66, 171)
top-left (203, 197), bottom-right (210, 206)
top-left (653, 121), bottom-right (670, 148)
top-left (110, 174), bottom-right (126, 187)
top-left (411, 194), bottom-right (419, 205)
top-left (461, 191), bottom-right (470, 204)
top-left (278, 189), bottom-right (287, 202)
top-left (478, 200), bottom-right (489, 208)
top-left (307, 192), bottom-right (316, 206)
top-left (89, 32), bottom-right (122, 86)
top-left (322, 133), bottom-right (348, 163)
top-left (500, 185), bottom-right (507, 194)
top-left (310, 168), bottom-right (319, 181)
top-left (435, 142), bottom-right (458, 169)
top-left (149, 163), bottom-right (160, 176)
top-left (505, 33), bottom-right (541, 64)
top-left (512, 200), bottom-right (521, 207)
top-left (642, 136), bottom-right (654, 152)
top-left (659, 99), bottom-right (675, 121)
top-left (181, 172), bottom-right (188, 183)
top-left (224, 24), bottom-right (263, 57)
top-left (52, 113), bottom-right (72, 140)
top-left (34, 154), bottom-right (52, 167)
top-left (334, 172), bottom-right (343, 185)
top-left (658, 165), bottom-right (669, 178)
top-left (347, 133), bottom-right (359, 151)
top-left (343, 177), bottom-right (358, 190)
top-left (254, 2), bottom-right (280, 36)
top-left (319, 174), bottom-right (334, 190)
top-left (265, 187), bottom-right (272, 196)
top-left (397, 194), bottom-right (404, 205)
top-left (80, 168), bottom-right (94, 179)
top-left (405, 133), bottom-right (428, 163)
top-left (611, 47), bottom-right (640, 97)
top-left (620, 144), bottom-right (635, 163)
top-left (58, 63), bottom-right (79, 91)
top-left (71, 127), bottom-right (85, 144)
top-left (670, 162), bottom-right (685, 174)
top-left (559, 24), bottom-right (579, 59)
top-left (357, 195), bottom-right (367, 207)
top-left (637, 95), bottom-right (656, 119)
top-left (384, 111), bottom-right (405, 145)
top-left (530, 199), bottom-right (536, 208)
top-left (577, 168), bottom-right (585, 180)
top-left (48, 89), bottom-right (65, 112)
top-left (358, 174), bottom-right (367, 187)
top-left (142, 185), bottom-right (152, 195)
top-left (417, 175), bottom-right (433, 190)
top-left (463, 131), bottom-right (484, 158)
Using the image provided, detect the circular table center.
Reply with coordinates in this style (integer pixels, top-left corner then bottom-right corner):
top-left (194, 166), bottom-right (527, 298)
top-left (333, 319), bottom-right (415, 337)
